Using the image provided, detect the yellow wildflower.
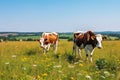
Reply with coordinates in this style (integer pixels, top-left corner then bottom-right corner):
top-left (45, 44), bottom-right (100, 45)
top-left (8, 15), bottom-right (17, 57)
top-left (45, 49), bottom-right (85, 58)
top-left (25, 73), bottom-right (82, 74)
top-left (21, 57), bottom-right (27, 62)
top-left (70, 76), bottom-right (75, 80)
top-left (42, 73), bottom-right (48, 77)
top-left (37, 75), bottom-right (43, 80)
top-left (79, 63), bottom-right (83, 67)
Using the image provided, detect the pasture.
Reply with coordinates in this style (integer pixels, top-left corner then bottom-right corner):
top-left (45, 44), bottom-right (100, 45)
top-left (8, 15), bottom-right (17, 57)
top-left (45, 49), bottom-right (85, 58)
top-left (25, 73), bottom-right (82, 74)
top-left (0, 40), bottom-right (120, 80)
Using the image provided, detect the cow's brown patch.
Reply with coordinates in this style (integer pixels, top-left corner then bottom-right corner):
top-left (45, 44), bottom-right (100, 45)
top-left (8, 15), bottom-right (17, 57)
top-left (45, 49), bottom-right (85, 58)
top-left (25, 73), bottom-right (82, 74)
top-left (74, 31), bottom-right (98, 48)
top-left (43, 33), bottom-right (58, 45)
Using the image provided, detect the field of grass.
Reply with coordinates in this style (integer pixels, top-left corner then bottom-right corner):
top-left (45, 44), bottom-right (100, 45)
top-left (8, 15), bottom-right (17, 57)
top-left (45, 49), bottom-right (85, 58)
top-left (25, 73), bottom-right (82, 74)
top-left (0, 40), bottom-right (120, 80)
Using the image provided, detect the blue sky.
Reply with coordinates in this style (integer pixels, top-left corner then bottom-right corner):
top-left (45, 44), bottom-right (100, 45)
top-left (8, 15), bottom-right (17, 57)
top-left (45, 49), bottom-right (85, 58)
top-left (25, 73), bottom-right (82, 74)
top-left (0, 0), bottom-right (120, 32)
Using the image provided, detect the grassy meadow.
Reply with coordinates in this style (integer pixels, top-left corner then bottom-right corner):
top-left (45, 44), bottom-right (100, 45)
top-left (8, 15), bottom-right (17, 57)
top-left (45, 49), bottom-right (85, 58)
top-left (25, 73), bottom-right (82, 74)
top-left (0, 40), bottom-right (120, 80)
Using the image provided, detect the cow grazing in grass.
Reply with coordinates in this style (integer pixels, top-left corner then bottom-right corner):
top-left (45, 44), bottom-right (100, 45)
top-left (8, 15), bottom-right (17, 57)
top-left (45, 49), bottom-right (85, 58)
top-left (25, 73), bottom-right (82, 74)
top-left (39, 32), bottom-right (59, 54)
top-left (73, 31), bottom-right (103, 62)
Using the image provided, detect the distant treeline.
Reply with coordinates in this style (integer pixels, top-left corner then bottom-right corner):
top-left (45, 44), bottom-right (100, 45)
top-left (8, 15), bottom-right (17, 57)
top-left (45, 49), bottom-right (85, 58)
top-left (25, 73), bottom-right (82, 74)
top-left (0, 32), bottom-right (73, 41)
top-left (96, 31), bottom-right (120, 38)
top-left (0, 31), bottom-right (120, 41)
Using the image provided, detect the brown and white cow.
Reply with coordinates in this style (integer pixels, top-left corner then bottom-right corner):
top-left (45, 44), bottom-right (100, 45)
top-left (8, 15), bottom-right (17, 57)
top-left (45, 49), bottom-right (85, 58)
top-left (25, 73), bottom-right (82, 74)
top-left (73, 31), bottom-right (103, 62)
top-left (39, 32), bottom-right (59, 54)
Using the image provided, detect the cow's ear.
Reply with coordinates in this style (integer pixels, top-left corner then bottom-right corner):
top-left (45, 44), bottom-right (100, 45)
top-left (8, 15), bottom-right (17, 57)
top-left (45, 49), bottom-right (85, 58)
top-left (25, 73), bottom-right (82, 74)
top-left (91, 36), bottom-right (95, 40)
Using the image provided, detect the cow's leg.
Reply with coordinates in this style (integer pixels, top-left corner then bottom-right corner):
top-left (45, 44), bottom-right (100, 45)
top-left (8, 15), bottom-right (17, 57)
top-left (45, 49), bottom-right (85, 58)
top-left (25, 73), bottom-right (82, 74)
top-left (43, 45), bottom-right (49, 54)
top-left (54, 41), bottom-right (58, 54)
top-left (89, 48), bottom-right (95, 62)
top-left (78, 48), bottom-right (82, 58)
top-left (47, 44), bottom-right (50, 51)
top-left (53, 46), bottom-right (57, 54)
top-left (73, 43), bottom-right (77, 57)
top-left (84, 46), bottom-right (89, 61)
top-left (43, 49), bottom-right (46, 54)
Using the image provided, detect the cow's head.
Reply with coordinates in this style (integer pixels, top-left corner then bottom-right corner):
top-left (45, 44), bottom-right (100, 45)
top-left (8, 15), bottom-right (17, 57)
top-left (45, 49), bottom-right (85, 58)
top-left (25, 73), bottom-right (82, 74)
top-left (39, 38), bottom-right (49, 50)
top-left (95, 34), bottom-right (103, 49)
top-left (39, 38), bottom-right (44, 48)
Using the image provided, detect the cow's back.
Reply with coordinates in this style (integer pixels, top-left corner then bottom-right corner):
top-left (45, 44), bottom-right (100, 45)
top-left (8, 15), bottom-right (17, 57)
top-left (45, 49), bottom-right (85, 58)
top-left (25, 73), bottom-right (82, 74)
top-left (48, 33), bottom-right (58, 44)
top-left (43, 32), bottom-right (58, 44)
top-left (74, 31), bottom-right (97, 48)
top-left (83, 31), bottom-right (97, 48)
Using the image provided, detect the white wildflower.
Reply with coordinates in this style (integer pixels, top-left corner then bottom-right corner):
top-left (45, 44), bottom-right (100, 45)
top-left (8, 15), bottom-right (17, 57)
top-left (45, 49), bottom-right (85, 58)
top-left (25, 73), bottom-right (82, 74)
top-left (33, 64), bottom-right (37, 67)
top-left (33, 77), bottom-right (37, 80)
top-left (95, 66), bottom-right (99, 70)
top-left (68, 65), bottom-right (74, 68)
top-left (85, 75), bottom-right (92, 80)
top-left (53, 65), bottom-right (62, 68)
top-left (79, 60), bottom-right (83, 63)
top-left (12, 55), bottom-right (17, 58)
top-left (101, 75), bottom-right (106, 79)
top-left (74, 62), bottom-right (79, 64)
top-left (5, 62), bottom-right (10, 65)
top-left (58, 70), bottom-right (63, 73)
top-left (104, 71), bottom-right (110, 77)
top-left (22, 67), bottom-right (26, 70)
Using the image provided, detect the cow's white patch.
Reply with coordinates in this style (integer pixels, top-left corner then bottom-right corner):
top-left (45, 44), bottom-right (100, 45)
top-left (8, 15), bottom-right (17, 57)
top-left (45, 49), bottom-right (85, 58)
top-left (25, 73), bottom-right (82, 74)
top-left (40, 38), bottom-right (44, 48)
top-left (96, 34), bottom-right (103, 48)
top-left (52, 32), bottom-right (58, 35)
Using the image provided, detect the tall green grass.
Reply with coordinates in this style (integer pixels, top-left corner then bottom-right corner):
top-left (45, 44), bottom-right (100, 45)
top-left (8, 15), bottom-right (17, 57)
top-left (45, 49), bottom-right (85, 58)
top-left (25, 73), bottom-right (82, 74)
top-left (0, 40), bottom-right (120, 80)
